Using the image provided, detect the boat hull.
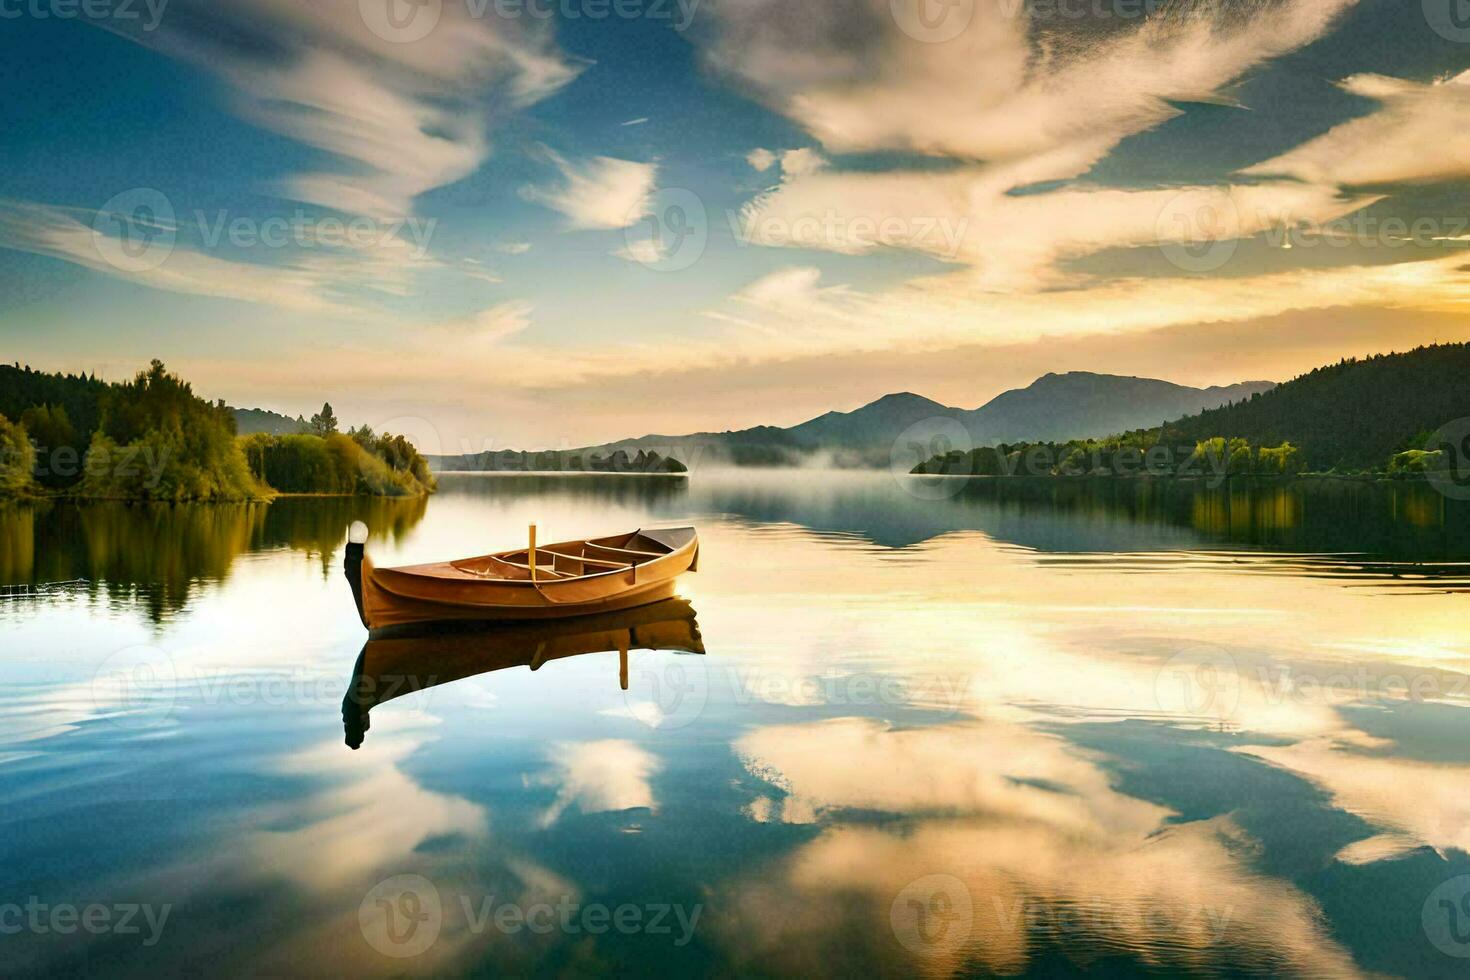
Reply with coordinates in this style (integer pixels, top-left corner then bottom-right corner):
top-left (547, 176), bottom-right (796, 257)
top-left (350, 526), bottom-right (698, 631)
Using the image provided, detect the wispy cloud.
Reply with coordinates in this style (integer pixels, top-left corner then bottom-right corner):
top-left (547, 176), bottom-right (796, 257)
top-left (0, 199), bottom-right (356, 315)
top-left (524, 150), bottom-right (659, 230)
top-left (435, 299), bottom-right (534, 345)
top-left (90, 0), bottom-right (578, 218)
top-left (1245, 69), bottom-right (1470, 187)
top-left (707, 0), bottom-right (1373, 293)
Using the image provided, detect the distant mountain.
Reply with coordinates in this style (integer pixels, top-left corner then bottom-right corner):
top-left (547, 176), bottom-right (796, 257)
top-left (1158, 344), bottom-right (1470, 470)
top-left (433, 372), bottom-right (1277, 471)
top-left (961, 373), bottom-right (1275, 445)
top-left (233, 407), bottom-right (307, 436)
top-left (786, 392), bottom-right (955, 452)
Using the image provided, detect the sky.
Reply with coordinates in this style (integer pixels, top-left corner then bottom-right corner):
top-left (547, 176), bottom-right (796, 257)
top-left (0, 0), bottom-right (1468, 453)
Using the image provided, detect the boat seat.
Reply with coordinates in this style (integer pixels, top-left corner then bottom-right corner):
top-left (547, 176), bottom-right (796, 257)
top-left (585, 542), bottom-right (663, 565)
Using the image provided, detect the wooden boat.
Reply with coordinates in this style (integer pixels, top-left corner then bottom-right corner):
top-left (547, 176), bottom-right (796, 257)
top-left (342, 597), bottom-right (704, 748)
top-left (344, 523), bottom-right (699, 631)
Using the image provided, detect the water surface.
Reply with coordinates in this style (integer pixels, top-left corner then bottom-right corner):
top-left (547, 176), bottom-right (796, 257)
top-left (2, 472), bottom-right (1468, 977)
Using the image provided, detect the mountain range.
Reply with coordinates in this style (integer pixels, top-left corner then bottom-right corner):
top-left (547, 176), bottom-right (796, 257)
top-left (433, 372), bottom-right (1276, 470)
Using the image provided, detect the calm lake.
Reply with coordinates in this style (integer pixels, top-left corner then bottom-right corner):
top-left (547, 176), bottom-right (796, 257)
top-left (2, 471), bottom-right (1469, 977)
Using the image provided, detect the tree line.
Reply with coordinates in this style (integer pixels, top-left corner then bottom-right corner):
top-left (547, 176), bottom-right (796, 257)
top-left (0, 361), bottom-right (434, 501)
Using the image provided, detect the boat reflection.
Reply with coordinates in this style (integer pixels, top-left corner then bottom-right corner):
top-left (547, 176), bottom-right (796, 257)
top-left (341, 597), bottom-right (705, 748)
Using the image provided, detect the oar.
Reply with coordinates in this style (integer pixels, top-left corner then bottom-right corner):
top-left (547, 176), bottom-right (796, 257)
top-left (529, 524), bottom-right (537, 583)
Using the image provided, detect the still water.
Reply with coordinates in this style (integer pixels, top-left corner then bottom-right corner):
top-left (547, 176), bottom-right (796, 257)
top-left (2, 471), bottom-right (1469, 977)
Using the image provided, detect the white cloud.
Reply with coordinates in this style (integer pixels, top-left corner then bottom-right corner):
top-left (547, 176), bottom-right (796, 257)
top-left (524, 151), bottom-right (659, 230)
top-left (1244, 69), bottom-right (1470, 186)
top-left (777, 148), bottom-right (828, 178)
top-left (747, 148), bottom-right (777, 172)
top-left (537, 740), bottom-right (659, 826)
top-left (612, 238), bottom-right (666, 265)
top-left (703, 0), bottom-right (1356, 179)
top-left (1239, 737), bottom-right (1470, 860)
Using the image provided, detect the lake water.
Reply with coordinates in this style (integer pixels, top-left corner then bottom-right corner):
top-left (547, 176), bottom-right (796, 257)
top-left (2, 471), bottom-right (1469, 978)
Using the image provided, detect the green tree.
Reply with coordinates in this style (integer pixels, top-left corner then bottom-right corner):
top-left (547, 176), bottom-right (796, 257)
top-left (1258, 443), bottom-right (1304, 476)
top-left (0, 414), bottom-right (36, 496)
top-left (309, 402), bottom-right (339, 437)
top-left (82, 360), bottom-right (267, 501)
top-left (20, 403), bottom-right (79, 488)
top-left (1388, 449), bottom-right (1446, 474)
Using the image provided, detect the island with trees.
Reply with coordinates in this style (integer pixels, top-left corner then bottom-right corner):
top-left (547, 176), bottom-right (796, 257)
top-left (435, 448), bottom-right (689, 475)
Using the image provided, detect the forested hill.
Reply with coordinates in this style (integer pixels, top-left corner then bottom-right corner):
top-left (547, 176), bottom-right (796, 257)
top-left (234, 406), bottom-right (308, 436)
top-left (1161, 344), bottom-right (1470, 470)
top-left (0, 364), bottom-right (109, 438)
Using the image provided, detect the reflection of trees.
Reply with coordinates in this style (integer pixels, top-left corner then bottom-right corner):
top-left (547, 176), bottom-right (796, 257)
top-left (948, 478), bottom-right (1470, 559)
top-left (0, 496), bottom-right (428, 621)
top-left (258, 496), bottom-right (428, 575)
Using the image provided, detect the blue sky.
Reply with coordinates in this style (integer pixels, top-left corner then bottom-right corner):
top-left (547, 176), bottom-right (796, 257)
top-left (1, 0), bottom-right (1467, 450)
